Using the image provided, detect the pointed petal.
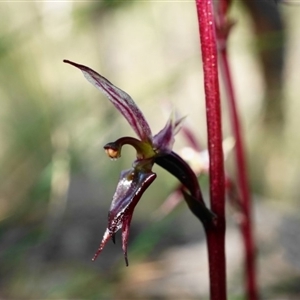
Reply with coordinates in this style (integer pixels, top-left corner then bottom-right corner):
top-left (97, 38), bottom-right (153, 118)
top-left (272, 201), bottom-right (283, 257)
top-left (174, 115), bottom-right (186, 135)
top-left (153, 113), bottom-right (185, 153)
top-left (63, 60), bottom-right (152, 142)
top-left (92, 228), bottom-right (111, 261)
top-left (122, 213), bottom-right (134, 266)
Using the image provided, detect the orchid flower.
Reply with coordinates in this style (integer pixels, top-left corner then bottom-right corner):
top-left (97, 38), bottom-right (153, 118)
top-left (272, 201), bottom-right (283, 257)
top-left (64, 60), bottom-right (214, 266)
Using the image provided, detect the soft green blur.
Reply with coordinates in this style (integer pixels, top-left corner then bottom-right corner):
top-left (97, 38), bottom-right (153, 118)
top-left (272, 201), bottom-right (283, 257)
top-left (0, 1), bottom-right (299, 299)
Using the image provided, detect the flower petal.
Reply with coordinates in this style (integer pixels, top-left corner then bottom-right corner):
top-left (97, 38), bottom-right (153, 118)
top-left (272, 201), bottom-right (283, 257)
top-left (63, 60), bottom-right (152, 142)
top-left (92, 228), bottom-right (111, 262)
top-left (153, 113), bottom-right (185, 153)
top-left (121, 212), bottom-right (133, 266)
top-left (92, 167), bottom-right (156, 265)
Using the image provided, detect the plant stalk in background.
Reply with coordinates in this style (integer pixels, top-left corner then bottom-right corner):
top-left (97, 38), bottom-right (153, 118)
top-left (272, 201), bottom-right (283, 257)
top-left (215, 1), bottom-right (258, 299)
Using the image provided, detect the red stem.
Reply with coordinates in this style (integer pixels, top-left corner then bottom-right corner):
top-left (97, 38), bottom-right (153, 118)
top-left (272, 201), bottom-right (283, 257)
top-left (215, 1), bottom-right (258, 299)
top-left (195, 1), bottom-right (227, 300)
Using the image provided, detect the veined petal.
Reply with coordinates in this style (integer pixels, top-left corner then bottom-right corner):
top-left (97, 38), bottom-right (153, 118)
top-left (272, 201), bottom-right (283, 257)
top-left (93, 167), bottom-right (156, 265)
top-left (63, 60), bottom-right (152, 142)
top-left (153, 113), bottom-right (185, 153)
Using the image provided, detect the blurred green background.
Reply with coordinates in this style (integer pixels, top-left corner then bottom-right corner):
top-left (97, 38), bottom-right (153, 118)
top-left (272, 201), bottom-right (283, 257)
top-left (1, 1), bottom-right (300, 299)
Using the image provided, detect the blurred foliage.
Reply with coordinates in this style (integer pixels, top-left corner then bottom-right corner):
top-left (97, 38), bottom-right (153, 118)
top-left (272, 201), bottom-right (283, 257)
top-left (0, 0), bottom-right (299, 299)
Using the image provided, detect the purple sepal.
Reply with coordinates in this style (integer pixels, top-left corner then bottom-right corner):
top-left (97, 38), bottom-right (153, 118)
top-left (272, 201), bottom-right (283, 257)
top-left (153, 113), bottom-right (185, 153)
top-left (63, 60), bottom-right (152, 143)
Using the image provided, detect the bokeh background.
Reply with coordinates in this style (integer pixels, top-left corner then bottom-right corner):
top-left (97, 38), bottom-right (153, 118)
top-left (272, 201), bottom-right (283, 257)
top-left (1, 1), bottom-right (300, 299)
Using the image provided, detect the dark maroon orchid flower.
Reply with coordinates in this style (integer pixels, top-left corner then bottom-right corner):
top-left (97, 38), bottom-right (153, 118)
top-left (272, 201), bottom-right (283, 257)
top-left (64, 60), bottom-right (214, 265)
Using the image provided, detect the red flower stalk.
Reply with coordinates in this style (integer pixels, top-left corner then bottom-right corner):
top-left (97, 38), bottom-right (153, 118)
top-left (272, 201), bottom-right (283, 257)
top-left (195, 0), bottom-right (227, 300)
